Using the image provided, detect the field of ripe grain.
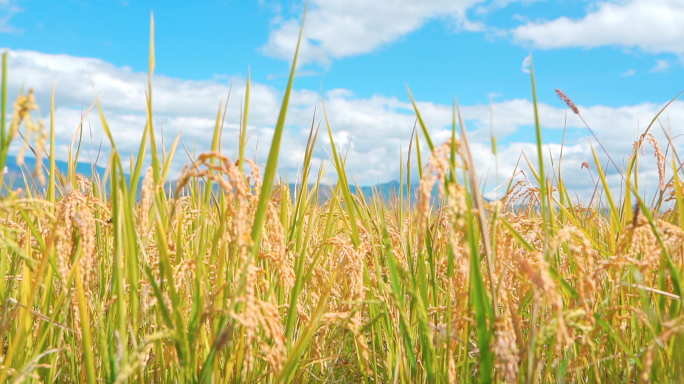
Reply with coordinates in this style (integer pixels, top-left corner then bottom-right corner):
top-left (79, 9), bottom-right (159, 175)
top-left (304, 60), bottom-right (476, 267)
top-left (1, 18), bottom-right (684, 384)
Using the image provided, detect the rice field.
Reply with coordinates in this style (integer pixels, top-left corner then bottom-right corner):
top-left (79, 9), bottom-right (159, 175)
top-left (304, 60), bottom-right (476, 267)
top-left (1, 16), bottom-right (684, 384)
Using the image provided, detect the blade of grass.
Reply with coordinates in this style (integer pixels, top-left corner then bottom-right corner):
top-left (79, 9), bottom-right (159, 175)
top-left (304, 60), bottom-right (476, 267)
top-left (456, 101), bottom-right (498, 316)
top-left (250, 6), bottom-right (306, 256)
top-left (239, 68), bottom-right (250, 172)
top-left (0, 51), bottom-right (9, 191)
top-left (528, 56), bottom-right (549, 251)
top-left (47, 84), bottom-right (56, 205)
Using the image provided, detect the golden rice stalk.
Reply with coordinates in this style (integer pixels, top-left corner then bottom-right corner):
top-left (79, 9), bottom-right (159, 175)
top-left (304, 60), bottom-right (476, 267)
top-left (10, 89), bottom-right (47, 184)
top-left (417, 140), bottom-right (456, 246)
top-left (140, 166), bottom-right (154, 239)
top-left (646, 133), bottom-right (666, 191)
top-left (264, 201), bottom-right (294, 289)
top-left (493, 289), bottom-right (519, 383)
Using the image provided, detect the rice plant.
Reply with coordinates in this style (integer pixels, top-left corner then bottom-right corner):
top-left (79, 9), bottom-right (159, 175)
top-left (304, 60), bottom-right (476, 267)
top-left (1, 14), bottom-right (684, 384)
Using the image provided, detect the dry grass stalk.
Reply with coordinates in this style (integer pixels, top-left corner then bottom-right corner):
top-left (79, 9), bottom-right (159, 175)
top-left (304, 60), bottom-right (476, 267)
top-left (555, 88), bottom-right (579, 115)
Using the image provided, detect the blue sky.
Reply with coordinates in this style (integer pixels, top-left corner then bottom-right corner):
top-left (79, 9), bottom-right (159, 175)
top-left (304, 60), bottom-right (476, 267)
top-left (2, 0), bottom-right (684, 198)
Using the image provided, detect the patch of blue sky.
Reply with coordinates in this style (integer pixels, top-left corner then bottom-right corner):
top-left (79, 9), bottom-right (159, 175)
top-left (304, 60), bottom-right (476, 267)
top-left (4, 0), bottom-right (682, 110)
top-left (3, 1), bottom-right (276, 81)
top-left (302, 24), bottom-right (682, 109)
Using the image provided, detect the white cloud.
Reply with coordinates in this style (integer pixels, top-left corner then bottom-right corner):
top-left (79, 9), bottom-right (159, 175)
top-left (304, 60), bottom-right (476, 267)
top-left (511, 0), bottom-right (684, 54)
top-left (2, 49), bottom-right (683, 202)
top-left (651, 59), bottom-right (671, 72)
top-left (475, 0), bottom-right (544, 15)
top-left (0, 0), bottom-right (21, 34)
top-left (261, 0), bottom-right (485, 66)
top-left (521, 55), bottom-right (531, 73)
top-left (622, 69), bottom-right (636, 77)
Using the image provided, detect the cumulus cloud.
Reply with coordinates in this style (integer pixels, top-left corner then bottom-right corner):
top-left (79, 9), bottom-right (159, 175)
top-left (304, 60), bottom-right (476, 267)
top-left (2, 49), bottom-right (683, 202)
top-left (261, 0), bottom-right (485, 66)
top-left (0, 0), bottom-right (22, 34)
top-left (474, 0), bottom-right (544, 15)
top-left (651, 59), bottom-right (671, 73)
top-left (511, 0), bottom-right (684, 54)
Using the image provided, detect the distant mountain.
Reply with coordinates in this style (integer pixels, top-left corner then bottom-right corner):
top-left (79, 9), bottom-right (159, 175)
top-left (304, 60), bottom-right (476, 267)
top-left (287, 180), bottom-right (433, 203)
top-left (3, 155), bottom-right (107, 180)
top-left (2, 156), bottom-right (444, 203)
top-left (1, 155), bottom-right (125, 196)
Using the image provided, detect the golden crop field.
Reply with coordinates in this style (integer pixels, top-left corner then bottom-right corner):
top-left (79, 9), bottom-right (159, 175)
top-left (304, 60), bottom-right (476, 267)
top-left (1, 16), bottom-right (683, 384)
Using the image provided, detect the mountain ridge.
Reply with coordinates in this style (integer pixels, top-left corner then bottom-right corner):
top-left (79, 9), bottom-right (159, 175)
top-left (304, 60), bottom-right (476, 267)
top-left (3, 155), bottom-right (427, 201)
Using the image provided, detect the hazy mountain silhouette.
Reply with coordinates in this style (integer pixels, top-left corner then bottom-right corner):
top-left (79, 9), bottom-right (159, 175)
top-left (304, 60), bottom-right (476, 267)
top-left (3, 156), bottom-right (441, 203)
